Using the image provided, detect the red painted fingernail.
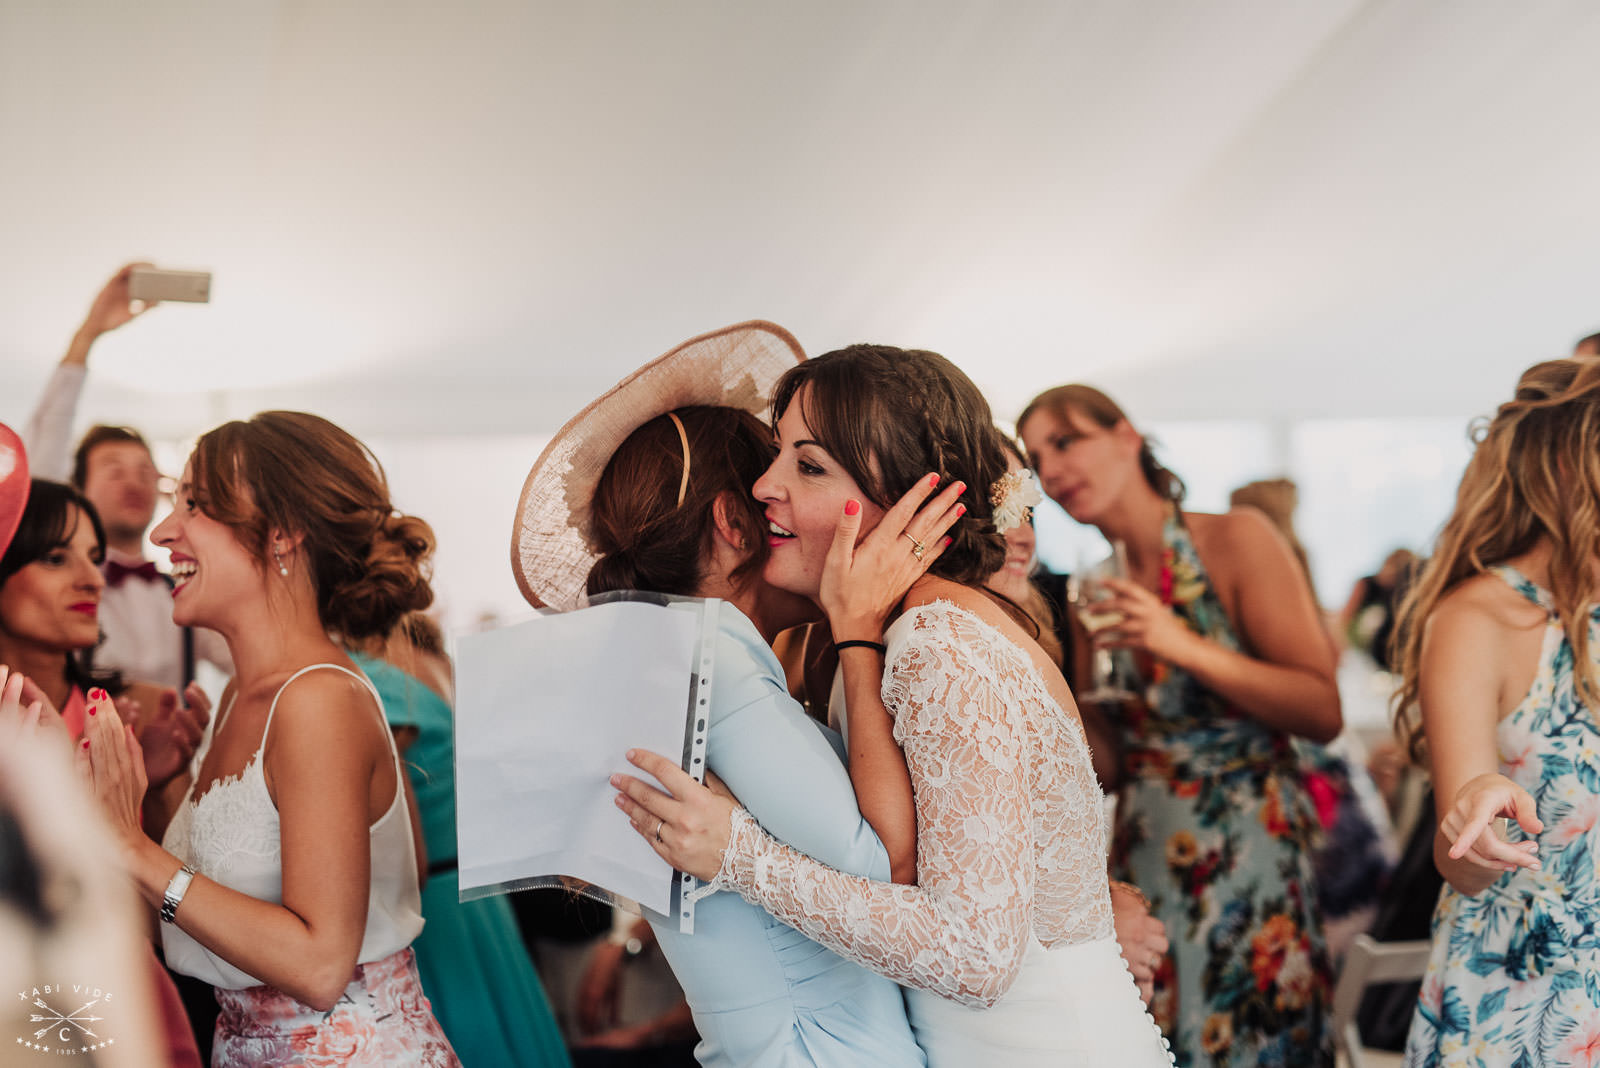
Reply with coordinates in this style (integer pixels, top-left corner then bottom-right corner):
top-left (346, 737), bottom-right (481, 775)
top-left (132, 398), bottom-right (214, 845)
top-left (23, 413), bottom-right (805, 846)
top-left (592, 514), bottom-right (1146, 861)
top-left (928, 474), bottom-right (940, 487)
top-left (942, 537), bottom-right (953, 547)
top-left (955, 482), bottom-right (966, 494)
top-left (88, 706), bottom-right (96, 716)
top-left (82, 739), bottom-right (90, 750)
top-left (955, 504), bottom-right (966, 516)
top-left (844, 500), bottom-right (860, 516)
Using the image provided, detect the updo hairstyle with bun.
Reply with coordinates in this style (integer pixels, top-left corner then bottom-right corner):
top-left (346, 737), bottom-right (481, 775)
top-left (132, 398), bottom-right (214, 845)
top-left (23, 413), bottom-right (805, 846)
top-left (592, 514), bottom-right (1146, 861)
top-left (189, 411), bottom-right (434, 640)
top-left (586, 406), bottom-right (774, 599)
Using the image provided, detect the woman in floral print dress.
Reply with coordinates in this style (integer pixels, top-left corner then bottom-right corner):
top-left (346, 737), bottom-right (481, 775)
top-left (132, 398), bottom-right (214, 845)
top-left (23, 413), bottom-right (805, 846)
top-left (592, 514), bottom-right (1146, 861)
top-left (1395, 358), bottom-right (1600, 1067)
top-left (1018, 385), bottom-right (1340, 1067)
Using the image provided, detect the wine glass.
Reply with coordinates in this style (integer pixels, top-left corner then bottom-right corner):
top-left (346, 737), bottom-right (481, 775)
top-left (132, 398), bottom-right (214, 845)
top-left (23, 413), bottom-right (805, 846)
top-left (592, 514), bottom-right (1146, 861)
top-left (1067, 540), bottom-right (1136, 705)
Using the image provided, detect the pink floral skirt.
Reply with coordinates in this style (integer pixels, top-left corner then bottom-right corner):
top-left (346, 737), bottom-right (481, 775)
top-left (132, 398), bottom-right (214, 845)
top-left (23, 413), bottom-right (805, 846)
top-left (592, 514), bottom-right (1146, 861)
top-left (212, 948), bottom-right (459, 1067)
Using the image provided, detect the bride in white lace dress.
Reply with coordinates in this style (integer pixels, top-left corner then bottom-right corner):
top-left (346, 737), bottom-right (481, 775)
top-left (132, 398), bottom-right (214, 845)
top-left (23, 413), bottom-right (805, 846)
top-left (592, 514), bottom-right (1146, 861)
top-left (614, 345), bottom-right (1172, 1065)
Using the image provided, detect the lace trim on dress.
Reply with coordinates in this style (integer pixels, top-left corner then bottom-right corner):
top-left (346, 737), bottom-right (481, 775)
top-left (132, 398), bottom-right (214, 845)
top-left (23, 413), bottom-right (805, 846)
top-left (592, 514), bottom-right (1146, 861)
top-left (703, 599), bottom-right (1113, 1009)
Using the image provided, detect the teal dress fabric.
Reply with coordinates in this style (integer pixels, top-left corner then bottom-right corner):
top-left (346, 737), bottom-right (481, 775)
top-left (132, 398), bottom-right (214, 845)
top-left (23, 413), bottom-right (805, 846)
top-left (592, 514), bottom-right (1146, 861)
top-left (1107, 511), bottom-right (1333, 1067)
top-left (1404, 568), bottom-right (1600, 1067)
top-left (352, 654), bottom-right (571, 1068)
top-left (646, 604), bottom-right (926, 1068)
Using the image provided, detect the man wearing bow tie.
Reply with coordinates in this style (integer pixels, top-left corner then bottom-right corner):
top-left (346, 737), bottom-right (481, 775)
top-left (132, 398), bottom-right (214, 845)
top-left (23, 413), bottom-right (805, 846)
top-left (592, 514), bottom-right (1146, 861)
top-left (72, 424), bottom-right (233, 690)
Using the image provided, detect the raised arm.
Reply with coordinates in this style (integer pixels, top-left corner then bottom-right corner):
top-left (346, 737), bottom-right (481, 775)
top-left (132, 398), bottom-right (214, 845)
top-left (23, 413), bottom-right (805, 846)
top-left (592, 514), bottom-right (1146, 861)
top-left (818, 476), bottom-right (964, 883)
top-left (24, 264), bottom-right (155, 480)
top-left (617, 615), bottom-right (1036, 1008)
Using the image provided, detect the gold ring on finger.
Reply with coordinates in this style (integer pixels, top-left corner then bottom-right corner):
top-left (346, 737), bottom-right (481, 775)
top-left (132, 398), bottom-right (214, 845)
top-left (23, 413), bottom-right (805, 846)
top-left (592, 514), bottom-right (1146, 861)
top-left (902, 531), bottom-right (926, 560)
top-left (654, 818), bottom-right (665, 843)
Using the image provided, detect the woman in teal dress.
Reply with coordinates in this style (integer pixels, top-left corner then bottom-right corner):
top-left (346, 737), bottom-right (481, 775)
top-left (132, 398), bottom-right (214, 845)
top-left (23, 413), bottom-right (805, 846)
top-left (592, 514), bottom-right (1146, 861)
top-left (1018, 384), bottom-right (1341, 1067)
top-left (1393, 358), bottom-right (1600, 1066)
top-left (353, 613), bottom-right (571, 1068)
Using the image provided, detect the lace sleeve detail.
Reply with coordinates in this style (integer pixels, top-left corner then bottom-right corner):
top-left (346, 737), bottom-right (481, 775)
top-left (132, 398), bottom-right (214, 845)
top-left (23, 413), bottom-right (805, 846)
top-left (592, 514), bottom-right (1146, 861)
top-left (706, 611), bottom-right (1035, 1008)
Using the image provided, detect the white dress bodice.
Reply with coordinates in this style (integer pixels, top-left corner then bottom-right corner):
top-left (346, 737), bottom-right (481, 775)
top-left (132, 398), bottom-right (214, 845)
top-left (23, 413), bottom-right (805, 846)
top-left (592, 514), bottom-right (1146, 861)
top-left (161, 663), bottom-right (424, 990)
top-left (710, 600), bottom-right (1172, 1064)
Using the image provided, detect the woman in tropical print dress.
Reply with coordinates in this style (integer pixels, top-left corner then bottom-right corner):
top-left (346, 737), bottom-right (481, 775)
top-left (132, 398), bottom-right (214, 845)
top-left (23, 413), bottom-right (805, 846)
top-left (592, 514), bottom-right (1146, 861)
top-left (1395, 357), bottom-right (1600, 1067)
top-left (1018, 385), bottom-right (1341, 1067)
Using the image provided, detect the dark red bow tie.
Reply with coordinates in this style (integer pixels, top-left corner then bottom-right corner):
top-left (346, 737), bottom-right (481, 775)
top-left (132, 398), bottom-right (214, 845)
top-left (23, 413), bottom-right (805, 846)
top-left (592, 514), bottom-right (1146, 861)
top-left (104, 559), bottom-right (161, 587)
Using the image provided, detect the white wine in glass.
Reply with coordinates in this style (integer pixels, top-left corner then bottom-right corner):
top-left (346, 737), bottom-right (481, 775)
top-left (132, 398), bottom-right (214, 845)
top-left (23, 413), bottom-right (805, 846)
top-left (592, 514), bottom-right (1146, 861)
top-left (1068, 541), bottom-right (1136, 704)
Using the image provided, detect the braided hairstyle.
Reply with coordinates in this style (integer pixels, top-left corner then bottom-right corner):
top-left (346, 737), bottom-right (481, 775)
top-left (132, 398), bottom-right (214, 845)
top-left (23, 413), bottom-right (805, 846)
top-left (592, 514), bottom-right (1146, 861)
top-left (1393, 358), bottom-right (1600, 762)
top-left (769, 345), bottom-right (1009, 586)
top-left (586, 406), bottom-right (775, 598)
top-left (189, 412), bottom-right (434, 641)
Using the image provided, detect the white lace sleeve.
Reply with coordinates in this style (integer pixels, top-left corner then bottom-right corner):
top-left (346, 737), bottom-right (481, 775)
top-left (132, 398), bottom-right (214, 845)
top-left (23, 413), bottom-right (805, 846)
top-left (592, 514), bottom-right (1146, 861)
top-left (708, 609), bottom-right (1035, 1008)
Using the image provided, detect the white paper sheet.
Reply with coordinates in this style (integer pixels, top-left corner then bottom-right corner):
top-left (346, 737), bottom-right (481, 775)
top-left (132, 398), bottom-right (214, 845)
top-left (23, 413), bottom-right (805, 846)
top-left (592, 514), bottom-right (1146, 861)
top-left (454, 598), bottom-right (709, 919)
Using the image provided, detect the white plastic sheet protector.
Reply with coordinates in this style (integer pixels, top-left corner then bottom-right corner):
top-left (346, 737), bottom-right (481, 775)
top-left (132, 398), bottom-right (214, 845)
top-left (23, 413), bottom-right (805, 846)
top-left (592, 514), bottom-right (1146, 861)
top-left (454, 593), bottom-right (716, 933)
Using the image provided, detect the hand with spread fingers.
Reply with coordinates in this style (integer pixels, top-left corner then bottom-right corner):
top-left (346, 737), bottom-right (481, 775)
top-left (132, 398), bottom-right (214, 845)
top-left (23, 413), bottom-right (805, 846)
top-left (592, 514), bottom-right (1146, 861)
top-left (1092, 576), bottom-right (1202, 665)
top-left (77, 687), bottom-right (150, 850)
top-left (611, 748), bottom-right (737, 882)
top-left (819, 472), bottom-right (967, 641)
top-left (1440, 772), bottom-right (1543, 873)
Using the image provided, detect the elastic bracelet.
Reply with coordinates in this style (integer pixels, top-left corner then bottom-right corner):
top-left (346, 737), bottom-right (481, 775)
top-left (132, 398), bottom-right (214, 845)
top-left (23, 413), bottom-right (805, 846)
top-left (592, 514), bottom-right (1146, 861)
top-left (832, 639), bottom-right (887, 656)
top-left (161, 864), bottom-right (197, 924)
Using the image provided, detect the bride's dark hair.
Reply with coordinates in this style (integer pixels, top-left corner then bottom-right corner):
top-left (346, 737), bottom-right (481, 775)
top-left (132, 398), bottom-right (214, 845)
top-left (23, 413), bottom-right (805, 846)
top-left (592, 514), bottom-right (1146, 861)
top-left (770, 345), bottom-right (1009, 587)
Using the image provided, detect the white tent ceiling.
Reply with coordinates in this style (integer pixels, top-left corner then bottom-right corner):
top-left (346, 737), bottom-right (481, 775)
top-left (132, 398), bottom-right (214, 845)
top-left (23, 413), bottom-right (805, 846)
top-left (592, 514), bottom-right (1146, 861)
top-left (4, 1), bottom-right (1600, 442)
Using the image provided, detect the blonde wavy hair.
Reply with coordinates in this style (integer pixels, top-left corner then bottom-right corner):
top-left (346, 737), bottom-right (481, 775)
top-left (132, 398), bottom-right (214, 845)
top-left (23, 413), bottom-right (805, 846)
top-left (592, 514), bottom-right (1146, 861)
top-left (1393, 358), bottom-right (1600, 762)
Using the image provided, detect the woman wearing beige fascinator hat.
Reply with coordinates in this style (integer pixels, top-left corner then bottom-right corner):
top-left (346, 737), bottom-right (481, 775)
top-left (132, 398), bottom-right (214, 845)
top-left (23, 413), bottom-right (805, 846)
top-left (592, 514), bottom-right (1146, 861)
top-left (514, 321), bottom-right (965, 1067)
top-left (611, 345), bottom-right (1174, 1066)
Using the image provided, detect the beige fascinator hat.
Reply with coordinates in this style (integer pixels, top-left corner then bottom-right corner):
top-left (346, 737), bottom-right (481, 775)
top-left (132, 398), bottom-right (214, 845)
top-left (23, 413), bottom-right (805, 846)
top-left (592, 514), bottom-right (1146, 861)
top-left (512, 321), bottom-right (806, 612)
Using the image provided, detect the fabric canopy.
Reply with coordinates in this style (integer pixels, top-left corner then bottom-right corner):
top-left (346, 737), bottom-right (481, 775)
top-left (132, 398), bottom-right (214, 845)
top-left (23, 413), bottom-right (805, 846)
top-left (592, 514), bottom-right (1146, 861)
top-left (4, 1), bottom-right (1599, 441)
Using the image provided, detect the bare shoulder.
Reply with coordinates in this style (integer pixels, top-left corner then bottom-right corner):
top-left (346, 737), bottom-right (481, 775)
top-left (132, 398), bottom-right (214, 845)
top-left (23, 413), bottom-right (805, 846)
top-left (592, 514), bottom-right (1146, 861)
top-left (265, 666), bottom-right (387, 763)
top-left (1191, 507), bottom-right (1283, 557)
top-left (1430, 572), bottom-right (1545, 639)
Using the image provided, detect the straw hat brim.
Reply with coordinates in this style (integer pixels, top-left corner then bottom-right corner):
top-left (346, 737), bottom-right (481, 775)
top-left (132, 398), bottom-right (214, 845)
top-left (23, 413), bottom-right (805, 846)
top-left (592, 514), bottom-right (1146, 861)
top-left (512, 321), bottom-right (805, 612)
top-left (0, 424), bottom-right (30, 561)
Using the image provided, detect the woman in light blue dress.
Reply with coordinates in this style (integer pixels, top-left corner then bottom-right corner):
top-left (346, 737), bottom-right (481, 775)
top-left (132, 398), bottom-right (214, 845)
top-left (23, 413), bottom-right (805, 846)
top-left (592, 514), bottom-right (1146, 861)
top-left (512, 323), bottom-right (960, 1067)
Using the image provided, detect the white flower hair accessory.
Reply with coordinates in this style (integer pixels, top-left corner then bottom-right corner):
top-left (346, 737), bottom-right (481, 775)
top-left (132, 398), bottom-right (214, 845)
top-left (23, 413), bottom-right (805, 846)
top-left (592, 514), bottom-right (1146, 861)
top-left (989, 467), bottom-right (1043, 532)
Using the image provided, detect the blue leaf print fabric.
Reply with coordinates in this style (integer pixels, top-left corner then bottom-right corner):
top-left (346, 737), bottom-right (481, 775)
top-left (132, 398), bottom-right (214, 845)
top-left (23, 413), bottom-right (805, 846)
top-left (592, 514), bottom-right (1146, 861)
top-left (1404, 567), bottom-right (1600, 1067)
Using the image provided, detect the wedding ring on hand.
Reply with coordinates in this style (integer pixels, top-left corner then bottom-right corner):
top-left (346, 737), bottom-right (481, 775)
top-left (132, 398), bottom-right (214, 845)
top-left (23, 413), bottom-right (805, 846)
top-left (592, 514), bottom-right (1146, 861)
top-left (902, 531), bottom-right (926, 560)
top-left (654, 818), bottom-right (665, 843)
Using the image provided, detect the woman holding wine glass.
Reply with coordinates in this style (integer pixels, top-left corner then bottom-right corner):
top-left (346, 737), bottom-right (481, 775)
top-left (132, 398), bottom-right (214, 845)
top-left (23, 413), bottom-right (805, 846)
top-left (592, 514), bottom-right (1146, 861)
top-left (1017, 384), bottom-right (1341, 1068)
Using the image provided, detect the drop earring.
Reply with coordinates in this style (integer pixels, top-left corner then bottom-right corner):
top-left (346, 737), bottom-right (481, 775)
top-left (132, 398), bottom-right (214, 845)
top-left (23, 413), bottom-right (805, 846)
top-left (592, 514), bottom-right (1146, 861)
top-left (274, 548), bottom-right (289, 577)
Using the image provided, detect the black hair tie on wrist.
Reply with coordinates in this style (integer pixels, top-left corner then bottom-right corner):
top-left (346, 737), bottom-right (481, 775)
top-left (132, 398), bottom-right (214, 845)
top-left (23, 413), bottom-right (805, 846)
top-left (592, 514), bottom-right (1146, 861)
top-left (832, 639), bottom-right (887, 655)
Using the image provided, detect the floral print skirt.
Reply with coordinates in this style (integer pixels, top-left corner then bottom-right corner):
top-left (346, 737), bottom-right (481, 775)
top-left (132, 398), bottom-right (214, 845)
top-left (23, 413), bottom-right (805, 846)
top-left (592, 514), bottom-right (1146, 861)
top-left (1115, 764), bottom-right (1334, 1068)
top-left (212, 948), bottom-right (460, 1067)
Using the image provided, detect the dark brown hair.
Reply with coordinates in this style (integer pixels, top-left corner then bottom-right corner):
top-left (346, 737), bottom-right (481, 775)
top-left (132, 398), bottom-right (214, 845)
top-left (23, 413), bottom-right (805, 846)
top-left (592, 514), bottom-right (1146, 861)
top-left (1018, 384), bottom-right (1186, 504)
top-left (190, 411), bottom-right (434, 640)
top-left (586, 406), bottom-right (774, 598)
top-left (0, 479), bottom-right (121, 695)
top-left (770, 345), bottom-right (1008, 586)
top-left (71, 425), bottom-right (153, 491)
